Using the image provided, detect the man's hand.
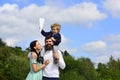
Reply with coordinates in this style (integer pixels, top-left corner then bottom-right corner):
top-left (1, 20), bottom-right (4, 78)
top-left (53, 52), bottom-right (60, 64)
top-left (53, 52), bottom-right (59, 59)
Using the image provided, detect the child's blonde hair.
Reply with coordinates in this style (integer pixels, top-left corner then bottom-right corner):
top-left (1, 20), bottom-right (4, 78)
top-left (51, 23), bottom-right (61, 32)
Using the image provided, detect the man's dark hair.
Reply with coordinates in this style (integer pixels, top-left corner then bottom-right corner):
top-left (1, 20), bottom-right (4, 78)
top-left (45, 35), bottom-right (52, 41)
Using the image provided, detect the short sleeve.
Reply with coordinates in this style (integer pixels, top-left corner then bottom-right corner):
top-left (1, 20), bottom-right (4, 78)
top-left (31, 52), bottom-right (37, 64)
top-left (31, 59), bottom-right (37, 64)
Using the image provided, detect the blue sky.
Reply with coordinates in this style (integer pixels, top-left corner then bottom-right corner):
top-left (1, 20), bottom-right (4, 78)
top-left (0, 0), bottom-right (120, 65)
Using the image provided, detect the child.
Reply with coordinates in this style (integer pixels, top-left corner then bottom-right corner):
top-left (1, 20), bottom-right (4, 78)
top-left (39, 23), bottom-right (61, 64)
top-left (40, 23), bottom-right (61, 46)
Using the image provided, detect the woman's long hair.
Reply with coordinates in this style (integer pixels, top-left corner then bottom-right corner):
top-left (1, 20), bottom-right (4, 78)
top-left (30, 40), bottom-right (41, 63)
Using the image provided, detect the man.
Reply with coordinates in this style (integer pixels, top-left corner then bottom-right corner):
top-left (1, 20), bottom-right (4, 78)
top-left (41, 36), bottom-right (66, 80)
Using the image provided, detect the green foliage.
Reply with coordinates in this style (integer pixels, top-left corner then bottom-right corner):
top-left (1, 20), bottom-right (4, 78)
top-left (60, 55), bottom-right (99, 80)
top-left (60, 55), bottom-right (86, 80)
top-left (97, 56), bottom-right (120, 80)
top-left (0, 38), bottom-right (6, 46)
top-left (0, 39), bottom-right (29, 80)
top-left (77, 58), bottom-right (99, 80)
top-left (60, 70), bottom-right (85, 80)
top-left (0, 38), bottom-right (120, 80)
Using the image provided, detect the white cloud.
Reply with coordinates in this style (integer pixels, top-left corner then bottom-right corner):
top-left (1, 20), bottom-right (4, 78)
top-left (95, 55), bottom-right (110, 64)
top-left (103, 0), bottom-right (120, 18)
top-left (4, 37), bottom-right (19, 46)
top-left (0, 2), bottom-right (106, 47)
top-left (81, 34), bottom-right (120, 63)
top-left (95, 50), bottom-right (120, 64)
top-left (44, 2), bottom-right (106, 26)
top-left (103, 34), bottom-right (120, 52)
top-left (103, 34), bottom-right (120, 43)
top-left (61, 34), bottom-right (69, 44)
top-left (0, 3), bottom-right (18, 12)
top-left (60, 45), bottom-right (79, 57)
top-left (81, 40), bottom-right (107, 55)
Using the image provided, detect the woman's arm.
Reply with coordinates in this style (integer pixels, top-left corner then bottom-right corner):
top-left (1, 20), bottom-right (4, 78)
top-left (31, 52), bottom-right (49, 73)
top-left (32, 63), bottom-right (46, 73)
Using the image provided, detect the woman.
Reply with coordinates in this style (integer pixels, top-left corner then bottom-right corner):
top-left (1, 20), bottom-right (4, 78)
top-left (26, 40), bottom-right (49, 80)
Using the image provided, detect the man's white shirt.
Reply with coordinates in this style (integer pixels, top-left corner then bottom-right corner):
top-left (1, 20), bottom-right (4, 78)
top-left (41, 49), bottom-right (66, 77)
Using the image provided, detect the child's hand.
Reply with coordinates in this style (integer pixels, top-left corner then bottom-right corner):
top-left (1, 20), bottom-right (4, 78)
top-left (39, 17), bottom-right (45, 31)
top-left (51, 37), bottom-right (56, 41)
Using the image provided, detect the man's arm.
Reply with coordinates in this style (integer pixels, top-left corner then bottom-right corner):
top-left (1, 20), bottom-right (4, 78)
top-left (57, 50), bottom-right (66, 69)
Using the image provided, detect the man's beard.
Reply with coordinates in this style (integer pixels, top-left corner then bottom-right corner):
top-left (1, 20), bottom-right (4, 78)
top-left (45, 44), bottom-right (53, 51)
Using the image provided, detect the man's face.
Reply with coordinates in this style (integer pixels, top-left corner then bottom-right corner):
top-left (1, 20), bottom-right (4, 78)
top-left (45, 38), bottom-right (54, 45)
top-left (45, 38), bottom-right (54, 50)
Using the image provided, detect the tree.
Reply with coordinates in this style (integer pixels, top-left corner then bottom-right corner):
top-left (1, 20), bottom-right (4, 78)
top-left (97, 56), bottom-right (120, 80)
top-left (0, 45), bottom-right (29, 80)
top-left (77, 57), bottom-right (99, 80)
top-left (97, 63), bottom-right (111, 80)
top-left (107, 56), bottom-right (120, 80)
top-left (0, 38), bottom-right (6, 46)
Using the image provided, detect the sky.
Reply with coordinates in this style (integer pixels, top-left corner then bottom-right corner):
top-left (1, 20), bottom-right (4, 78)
top-left (0, 0), bottom-right (120, 66)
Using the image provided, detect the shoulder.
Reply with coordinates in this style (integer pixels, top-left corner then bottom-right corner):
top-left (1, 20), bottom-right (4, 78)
top-left (54, 33), bottom-right (61, 37)
top-left (58, 50), bottom-right (63, 55)
top-left (31, 52), bottom-right (37, 59)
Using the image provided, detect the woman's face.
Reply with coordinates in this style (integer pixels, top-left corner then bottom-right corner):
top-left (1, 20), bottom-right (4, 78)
top-left (35, 41), bottom-right (42, 51)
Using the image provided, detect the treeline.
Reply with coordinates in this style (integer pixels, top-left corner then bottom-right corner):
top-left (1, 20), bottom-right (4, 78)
top-left (0, 38), bottom-right (120, 80)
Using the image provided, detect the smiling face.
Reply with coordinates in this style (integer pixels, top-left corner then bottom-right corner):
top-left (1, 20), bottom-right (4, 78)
top-left (51, 23), bottom-right (61, 34)
top-left (34, 41), bottom-right (42, 51)
top-left (45, 37), bottom-right (54, 51)
top-left (52, 26), bottom-right (58, 34)
top-left (30, 40), bottom-right (42, 53)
